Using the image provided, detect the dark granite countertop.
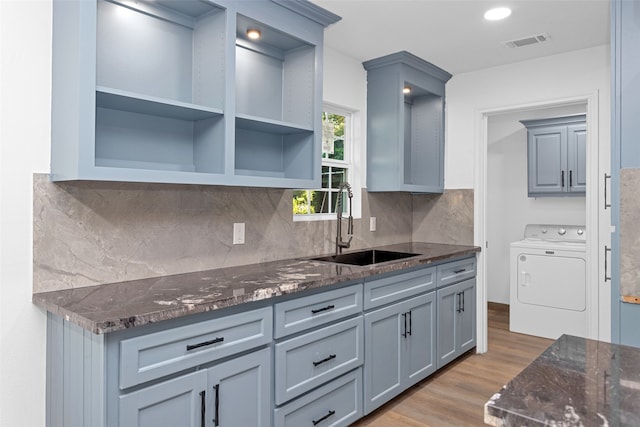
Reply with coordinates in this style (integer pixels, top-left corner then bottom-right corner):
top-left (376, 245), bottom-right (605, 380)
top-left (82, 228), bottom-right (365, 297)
top-left (33, 242), bottom-right (479, 334)
top-left (485, 334), bottom-right (640, 427)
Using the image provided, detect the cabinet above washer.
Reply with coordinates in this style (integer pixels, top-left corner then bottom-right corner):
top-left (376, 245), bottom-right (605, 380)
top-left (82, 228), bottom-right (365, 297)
top-left (520, 114), bottom-right (586, 197)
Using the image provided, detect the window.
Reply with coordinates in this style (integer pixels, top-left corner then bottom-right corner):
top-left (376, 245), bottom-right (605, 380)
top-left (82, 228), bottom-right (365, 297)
top-left (293, 105), bottom-right (358, 219)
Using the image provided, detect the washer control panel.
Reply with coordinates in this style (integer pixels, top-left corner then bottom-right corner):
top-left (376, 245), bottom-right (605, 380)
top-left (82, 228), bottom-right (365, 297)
top-left (523, 224), bottom-right (586, 242)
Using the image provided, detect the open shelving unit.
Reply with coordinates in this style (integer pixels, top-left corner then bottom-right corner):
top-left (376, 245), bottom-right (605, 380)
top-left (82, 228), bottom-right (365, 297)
top-left (50, 0), bottom-right (340, 187)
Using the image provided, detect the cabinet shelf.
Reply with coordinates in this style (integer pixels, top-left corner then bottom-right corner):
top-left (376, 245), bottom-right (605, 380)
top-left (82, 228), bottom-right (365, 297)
top-left (97, 86), bottom-right (223, 121)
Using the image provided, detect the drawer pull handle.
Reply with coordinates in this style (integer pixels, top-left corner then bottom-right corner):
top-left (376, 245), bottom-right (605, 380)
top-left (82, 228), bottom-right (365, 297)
top-left (312, 410), bottom-right (336, 425)
top-left (186, 337), bottom-right (224, 351)
top-left (311, 304), bottom-right (335, 314)
top-left (453, 268), bottom-right (466, 274)
top-left (199, 391), bottom-right (206, 427)
top-left (212, 384), bottom-right (220, 427)
top-left (313, 354), bottom-right (337, 366)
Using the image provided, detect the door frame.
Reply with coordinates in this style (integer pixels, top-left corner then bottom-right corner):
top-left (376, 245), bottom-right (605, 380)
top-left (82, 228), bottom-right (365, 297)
top-left (473, 91), bottom-right (603, 353)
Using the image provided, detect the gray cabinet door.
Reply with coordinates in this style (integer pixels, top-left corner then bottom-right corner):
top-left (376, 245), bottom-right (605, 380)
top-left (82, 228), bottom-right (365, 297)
top-left (403, 293), bottom-right (437, 389)
top-left (567, 124), bottom-right (587, 193)
top-left (119, 370), bottom-right (207, 427)
top-left (363, 302), bottom-right (403, 414)
top-left (528, 125), bottom-right (567, 195)
top-left (457, 279), bottom-right (477, 354)
top-left (437, 279), bottom-right (477, 369)
top-left (364, 293), bottom-right (436, 414)
top-left (207, 347), bottom-right (271, 427)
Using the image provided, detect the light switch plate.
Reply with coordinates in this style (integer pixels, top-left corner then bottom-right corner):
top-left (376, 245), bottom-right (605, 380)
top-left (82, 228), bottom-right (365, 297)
top-left (233, 223), bottom-right (245, 244)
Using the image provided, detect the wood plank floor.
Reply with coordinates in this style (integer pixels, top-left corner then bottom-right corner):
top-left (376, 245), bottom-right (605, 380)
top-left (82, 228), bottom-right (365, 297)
top-left (352, 304), bottom-right (553, 427)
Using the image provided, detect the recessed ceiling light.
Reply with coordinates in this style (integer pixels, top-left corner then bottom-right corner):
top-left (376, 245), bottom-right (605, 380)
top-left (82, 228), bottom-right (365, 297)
top-left (246, 28), bottom-right (261, 40)
top-left (484, 7), bottom-right (511, 21)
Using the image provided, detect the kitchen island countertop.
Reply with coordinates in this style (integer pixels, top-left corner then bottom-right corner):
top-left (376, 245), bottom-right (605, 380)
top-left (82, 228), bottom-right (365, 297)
top-left (33, 242), bottom-right (479, 334)
top-left (485, 334), bottom-right (640, 427)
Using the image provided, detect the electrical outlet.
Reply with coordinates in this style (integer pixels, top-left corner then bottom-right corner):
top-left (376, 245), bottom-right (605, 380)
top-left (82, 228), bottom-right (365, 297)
top-left (233, 223), bottom-right (245, 245)
top-left (370, 217), bottom-right (377, 232)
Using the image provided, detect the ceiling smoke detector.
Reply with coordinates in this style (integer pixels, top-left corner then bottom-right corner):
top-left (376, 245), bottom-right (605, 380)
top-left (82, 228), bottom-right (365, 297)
top-left (502, 33), bottom-right (551, 48)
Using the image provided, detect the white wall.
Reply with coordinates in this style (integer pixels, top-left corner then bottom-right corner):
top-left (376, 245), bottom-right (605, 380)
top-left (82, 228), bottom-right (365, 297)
top-left (486, 105), bottom-right (587, 304)
top-left (1, 1), bottom-right (51, 426)
top-left (445, 45), bottom-right (610, 189)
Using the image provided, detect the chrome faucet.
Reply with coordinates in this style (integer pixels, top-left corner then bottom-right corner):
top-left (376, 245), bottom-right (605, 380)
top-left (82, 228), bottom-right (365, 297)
top-left (336, 182), bottom-right (354, 254)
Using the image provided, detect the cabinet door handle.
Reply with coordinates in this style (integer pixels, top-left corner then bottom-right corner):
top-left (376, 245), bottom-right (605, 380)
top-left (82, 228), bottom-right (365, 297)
top-left (456, 293), bottom-right (462, 313)
top-left (569, 170), bottom-right (573, 187)
top-left (311, 304), bottom-right (335, 314)
top-left (453, 268), bottom-right (466, 274)
top-left (312, 354), bottom-right (337, 367)
top-left (604, 173), bottom-right (611, 209)
top-left (605, 245), bottom-right (611, 282)
top-left (199, 391), bottom-right (206, 427)
top-left (408, 310), bottom-right (412, 336)
top-left (186, 337), bottom-right (224, 351)
top-left (401, 312), bottom-right (407, 338)
top-left (312, 410), bottom-right (336, 425)
top-left (561, 170), bottom-right (565, 187)
top-left (462, 292), bottom-right (465, 312)
top-left (212, 384), bottom-right (220, 427)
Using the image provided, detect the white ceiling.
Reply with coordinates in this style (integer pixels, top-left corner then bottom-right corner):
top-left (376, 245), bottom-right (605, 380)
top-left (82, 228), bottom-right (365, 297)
top-left (311, 0), bottom-right (610, 75)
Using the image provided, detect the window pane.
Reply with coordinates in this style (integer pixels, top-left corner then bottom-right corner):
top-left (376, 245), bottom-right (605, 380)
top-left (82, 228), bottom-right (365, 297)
top-left (321, 166), bottom-right (330, 189)
top-left (312, 191), bottom-right (330, 214)
top-left (331, 167), bottom-right (347, 189)
top-left (322, 113), bottom-right (345, 161)
top-left (293, 190), bottom-right (311, 214)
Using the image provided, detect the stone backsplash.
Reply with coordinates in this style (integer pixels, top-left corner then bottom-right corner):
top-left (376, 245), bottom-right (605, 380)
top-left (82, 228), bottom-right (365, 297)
top-left (33, 174), bottom-right (473, 293)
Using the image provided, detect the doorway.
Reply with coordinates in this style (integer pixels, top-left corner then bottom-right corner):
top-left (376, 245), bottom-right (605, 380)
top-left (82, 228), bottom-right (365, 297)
top-left (474, 92), bottom-right (608, 353)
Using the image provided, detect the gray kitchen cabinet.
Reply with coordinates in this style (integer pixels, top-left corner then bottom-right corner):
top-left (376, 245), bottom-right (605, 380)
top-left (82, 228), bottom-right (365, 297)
top-left (50, 0), bottom-right (339, 188)
top-left (363, 292), bottom-right (436, 414)
top-left (119, 348), bottom-right (270, 427)
top-left (436, 278), bottom-right (476, 369)
top-left (363, 51), bottom-right (452, 193)
top-left (611, 0), bottom-right (640, 347)
top-left (521, 115), bottom-right (586, 197)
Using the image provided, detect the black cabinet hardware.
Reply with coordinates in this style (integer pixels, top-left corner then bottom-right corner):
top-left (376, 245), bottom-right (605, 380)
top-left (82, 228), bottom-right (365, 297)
top-left (604, 173), bottom-right (611, 209)
top-left (408, 311), bottom-right (412, 336)
top-left (312, 354), bottom-right (337, 367)
top-left (453, 268), bottom-right (466, 274)
top-left (312, 410), bottom-right (336, 425)
top-left (456, 293), bottom-right (462, 313)
top-left (569, 170), bottom-right (573, 187)
top-left (311, 304), bottom-right (335, 314)
top-left (199, 391), bottom-right (206, 427)
top-left (605, 246), bottom-right (611, 282)
top-left (561, 170), bottom-right (565, 187)
top-left (187, 337), bottom-right (224, 351)
top-left (401, 312), bottom-right (407, 338)
top-left (212, 384), bottom-right (220, 427)
top-left (462, 292), bottom-right (465, 312)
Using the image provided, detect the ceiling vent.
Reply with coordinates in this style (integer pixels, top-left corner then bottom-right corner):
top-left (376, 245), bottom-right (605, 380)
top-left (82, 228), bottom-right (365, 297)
top-left (502, 33), bottom-right (550, 48)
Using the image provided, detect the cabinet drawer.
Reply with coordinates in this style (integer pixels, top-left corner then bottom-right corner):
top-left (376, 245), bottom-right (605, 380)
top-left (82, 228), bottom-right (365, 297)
top-left (119, 306), bottom-right (272, 389)
top-left (274, 368), bottom-right (362, 427)
top-left (275, 317), bottom-right (363, 404)
top-left (274, 284), bottom-right (363, 339)
top-left (436, 257), bottom-right (476, 288)
top-left (364, 266), bottom-right (435, 310)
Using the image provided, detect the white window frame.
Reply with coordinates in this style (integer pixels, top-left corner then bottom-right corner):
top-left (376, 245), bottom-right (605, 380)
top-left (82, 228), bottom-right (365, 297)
top-left (293, 103), bottom-right (362, 221)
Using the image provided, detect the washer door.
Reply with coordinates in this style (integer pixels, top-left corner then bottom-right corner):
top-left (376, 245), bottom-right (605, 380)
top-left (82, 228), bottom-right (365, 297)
top-left (516, 253), bottom-right (586, 311)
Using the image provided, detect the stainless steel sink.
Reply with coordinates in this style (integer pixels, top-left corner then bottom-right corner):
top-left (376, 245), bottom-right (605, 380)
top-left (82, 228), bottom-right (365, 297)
top-left (310, 249), bottom-right (419, 266)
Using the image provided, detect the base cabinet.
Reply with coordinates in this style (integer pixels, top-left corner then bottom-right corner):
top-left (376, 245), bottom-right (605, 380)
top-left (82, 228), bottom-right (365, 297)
top-left (363, 292), bottom-right (436, 414)
top-left (118, 345), bottom-right (271, 427)
top-left (436, 278), bottom-right (476, 369)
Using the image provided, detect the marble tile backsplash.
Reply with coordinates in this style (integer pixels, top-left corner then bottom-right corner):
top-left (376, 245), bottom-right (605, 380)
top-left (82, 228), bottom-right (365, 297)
top-left (620, 168), bottom-right (640, 298)
top-left (33, 174), bottom-right (473, 293)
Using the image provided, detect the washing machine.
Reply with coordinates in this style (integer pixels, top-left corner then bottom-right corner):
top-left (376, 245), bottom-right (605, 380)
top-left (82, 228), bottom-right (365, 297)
top-left (509, 224), bottom-right (587, 340)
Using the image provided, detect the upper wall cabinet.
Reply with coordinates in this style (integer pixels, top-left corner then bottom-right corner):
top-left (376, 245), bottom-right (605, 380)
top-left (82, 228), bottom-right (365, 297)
top-left (363, 51), bottom-right (452, 193)
top-left (50, 0), bottom-right (340, 188)
top-left (520, 114), bottom-right (586, 197)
